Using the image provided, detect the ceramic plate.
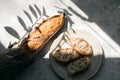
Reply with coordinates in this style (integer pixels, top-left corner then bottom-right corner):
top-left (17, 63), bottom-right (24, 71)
top-left (49, 29), bottom-right (103, 80)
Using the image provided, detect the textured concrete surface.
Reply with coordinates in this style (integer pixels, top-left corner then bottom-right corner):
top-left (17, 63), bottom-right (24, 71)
top-left (0, 0), bottom-right (120, 80)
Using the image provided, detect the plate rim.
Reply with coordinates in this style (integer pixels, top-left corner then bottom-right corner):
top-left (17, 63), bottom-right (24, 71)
top-left (49, 29), bottom-right (103, 80)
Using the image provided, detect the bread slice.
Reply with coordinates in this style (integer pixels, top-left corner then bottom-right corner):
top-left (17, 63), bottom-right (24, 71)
top-left (52, 48), bottom-right (80, 62)
top-left (67, 56), bottom-right (90, 75)
top-left (19, 13), bottom-right (65, 53)
top-left (70, 38), bottom-right (93, 56)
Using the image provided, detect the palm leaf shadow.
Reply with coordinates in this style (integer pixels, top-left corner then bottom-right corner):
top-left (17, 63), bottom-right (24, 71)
top-left (67, 16), bottom-right (75, 27)
top-left (17, 16), bottom-right (29, 31)
top-left (55, 6), bottom-right (75, 32)
top-left (23, 10), bottom-right (33, 24)
top-left (4, 26), bottom-right (20, 40)
top-left (55, 6), bottom-right (72, 16)
top-left (34, 4), bottom-right (41, 18)
top-left (43, 6), bottom-right (49, 18)
top-left (29, 5), bottom-right (38, 19)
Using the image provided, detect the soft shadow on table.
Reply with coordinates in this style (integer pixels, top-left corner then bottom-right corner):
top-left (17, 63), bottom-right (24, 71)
top-left (0, 42), bottom-right (5, 53)
top-left (70, 0), bottom-right (120, 45)
top-left (15, 58), bottom-right (63, 80)
top-left (14, 52), bottom-right (120, 80)
top-left (90, 57), bottom-right (120, 80)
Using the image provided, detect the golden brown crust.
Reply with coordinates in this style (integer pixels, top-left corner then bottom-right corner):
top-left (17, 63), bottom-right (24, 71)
top-left (70, 38), bottom-right (93, 56)
top-left (20, 13), bottom-right (65, 51)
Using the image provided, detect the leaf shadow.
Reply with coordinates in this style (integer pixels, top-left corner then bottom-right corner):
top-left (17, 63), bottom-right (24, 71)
top-left (29, 5), bottom-right (38, 19)
top-left (67, 7), bottom-right (89, 21)
top-left (55, 6), bottom-right (75, 32)
top-left (23, 10), bottom-right (33, 24)
top-left (42, 6), bottom-right (49, 18)
top-left (59, 0), bottom-right (89, 22)
top-left (17, 16), bottom-right (30, 32)
top-left (34, 4), bottom-right (41, 18)
top-left (4, 26), bottom-right (20, 40)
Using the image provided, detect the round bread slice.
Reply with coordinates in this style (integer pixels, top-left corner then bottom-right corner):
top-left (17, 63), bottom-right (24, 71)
top-left (70, 38), bottom-right (93, 56)
top-left (52, 48), bottom-right (80, 62)
top-left (67, 56), bottom-right (91, 75)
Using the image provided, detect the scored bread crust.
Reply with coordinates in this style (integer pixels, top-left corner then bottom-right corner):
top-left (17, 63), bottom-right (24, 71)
top-left (70, 38), bottom-right (93, 56)
top-left (19, 13), bottom-right (65, 52)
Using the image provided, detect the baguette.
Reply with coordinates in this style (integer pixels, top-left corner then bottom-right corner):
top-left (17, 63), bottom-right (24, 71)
top-left (19, 13), bottom-right (65, 52)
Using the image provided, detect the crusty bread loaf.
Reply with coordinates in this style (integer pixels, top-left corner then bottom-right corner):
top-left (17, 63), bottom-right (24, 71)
top-left (67, 56), bottom-right (90, 75)
top-left (52, 48), bottom-right (80, 62)
top-left (70, 38), bottom-right (93, 56)
top-left (20, 13), bottom-right (65, 52)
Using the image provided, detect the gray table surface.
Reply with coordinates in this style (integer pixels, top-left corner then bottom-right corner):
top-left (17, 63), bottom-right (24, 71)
top-left (0, 0), bottom-right (120, 80)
